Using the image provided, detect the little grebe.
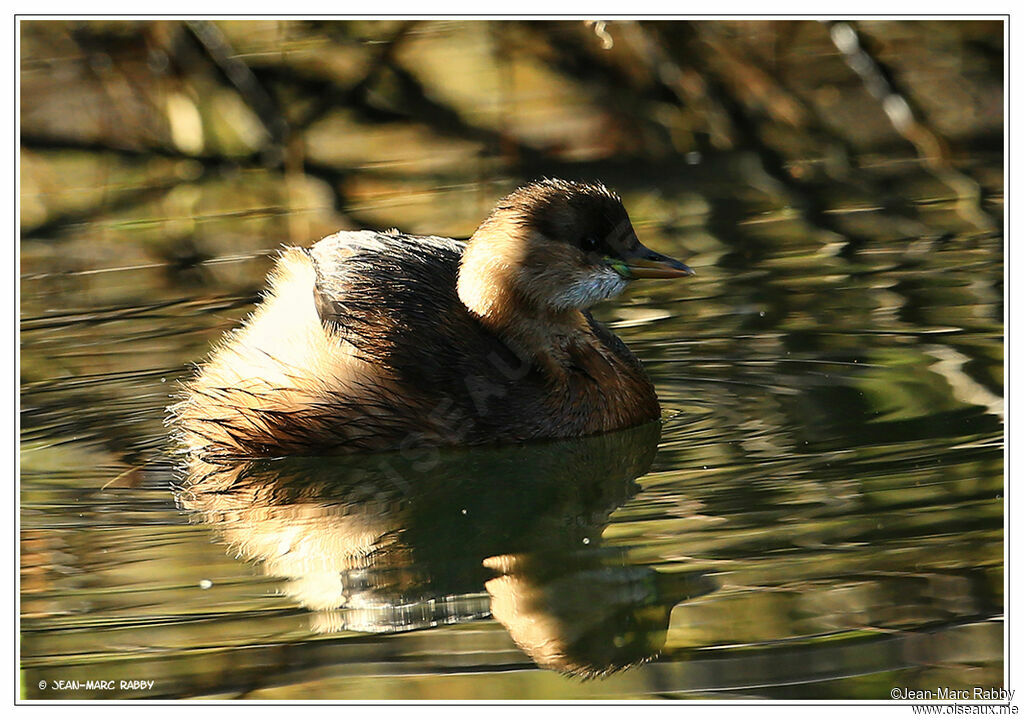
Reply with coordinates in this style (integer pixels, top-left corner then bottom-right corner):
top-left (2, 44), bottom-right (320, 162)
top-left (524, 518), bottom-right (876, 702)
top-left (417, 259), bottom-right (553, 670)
top-left (171, 179), bottom-right (693, 457)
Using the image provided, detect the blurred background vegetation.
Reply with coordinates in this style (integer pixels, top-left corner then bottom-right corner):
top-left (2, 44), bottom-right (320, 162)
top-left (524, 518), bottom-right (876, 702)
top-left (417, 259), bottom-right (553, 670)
top-left (21, 19), bottom-right (1002, 254)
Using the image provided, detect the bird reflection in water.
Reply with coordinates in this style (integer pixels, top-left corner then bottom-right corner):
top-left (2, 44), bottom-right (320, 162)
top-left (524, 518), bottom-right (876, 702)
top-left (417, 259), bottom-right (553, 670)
top-left (176, 422), bottom-right (716, 677)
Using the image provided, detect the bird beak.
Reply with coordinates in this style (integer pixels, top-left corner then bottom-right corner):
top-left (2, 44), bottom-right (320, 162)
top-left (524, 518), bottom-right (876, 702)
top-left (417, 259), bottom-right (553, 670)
top-left (612, 244), bottom-right (695, 279)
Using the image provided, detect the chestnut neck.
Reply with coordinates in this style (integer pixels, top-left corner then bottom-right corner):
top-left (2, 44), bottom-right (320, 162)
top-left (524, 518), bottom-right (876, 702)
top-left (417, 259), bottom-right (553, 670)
top-left (457, 219), bottom-right (590, 370)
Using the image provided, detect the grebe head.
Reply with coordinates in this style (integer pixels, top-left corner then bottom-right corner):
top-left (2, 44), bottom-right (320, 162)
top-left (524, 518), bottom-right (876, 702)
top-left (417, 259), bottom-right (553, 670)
top-left (458, 179), bottom-right (694, 320)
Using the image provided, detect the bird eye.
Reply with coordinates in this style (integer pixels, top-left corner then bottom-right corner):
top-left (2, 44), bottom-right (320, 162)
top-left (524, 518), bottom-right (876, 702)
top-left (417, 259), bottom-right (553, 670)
top-left (581, 236), bottom-right (600, 252)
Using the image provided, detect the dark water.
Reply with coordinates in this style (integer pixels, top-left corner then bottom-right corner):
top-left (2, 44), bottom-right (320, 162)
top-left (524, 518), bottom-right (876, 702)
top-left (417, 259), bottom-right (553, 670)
top-left (20, 20), bottom-right (1003, 700)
